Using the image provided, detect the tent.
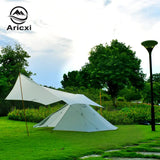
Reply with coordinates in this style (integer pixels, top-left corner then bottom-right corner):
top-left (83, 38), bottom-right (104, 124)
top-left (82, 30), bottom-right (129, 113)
top-left (6, 74), bottom-right (117, 132)
top-left (34, 104), bottom-right (117, 132)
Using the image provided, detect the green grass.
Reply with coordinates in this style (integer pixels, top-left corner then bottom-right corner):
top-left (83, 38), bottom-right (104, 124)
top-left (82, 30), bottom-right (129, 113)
top-left (101, 137), bottom-right (160, 159)
top-left (0, 117), bottom-right (160, 160)
top-left (102, 150), bottom-right (160, 159)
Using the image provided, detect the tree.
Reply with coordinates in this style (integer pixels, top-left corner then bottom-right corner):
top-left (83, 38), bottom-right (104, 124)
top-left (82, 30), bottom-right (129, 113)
top-left (143, 82), bottom-right (160, 104)
top-left (61, 71), bottom-right (79, 88)
top-left (148, 73), bottom-right (160, 83)
top-left (0, 44), bottom-right (33, 115)
top-left (118, 86), bottom-right (142, 101)
top-left (61, 65), bottom-right (98, 89)
top-left (0, 73), bottom-right (8, 101)
top-left (0, 44), bottom-right (32, 93)
top-left (88, 40), bottom-right (145, 106)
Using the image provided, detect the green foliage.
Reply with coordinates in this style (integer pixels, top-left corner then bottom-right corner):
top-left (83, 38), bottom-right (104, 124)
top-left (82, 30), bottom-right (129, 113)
top-left (0, 74), bottom-right (9, 96)
top-left (8, 100), bottom-right (160, 126)
top-left (8, 105), bottom-right (63, 122)
top-left (61, 65), bottom-right (93, 89)
top-left (118, 86), bottom-right (142, 101)
top-left (61, 71), bottom-right (79, 88)
top-left (0, 44), bottom-right (33, 116)
top-left (102, 103), bottom-right (160, 125)
top-left (61, 39), bottom-right (145, 107)
top-left (117, 97), bottom-right (126, 102)
top-left (148, 73), bottom-right (160, 83)
top-left (143, 82), bottom-right (160, 104)
top-left (101, 93), bottom-right (111, 101)
top-left (88, 40), bottom-right (145, 100)
top-left (0, 44), bottom-right (32, 88)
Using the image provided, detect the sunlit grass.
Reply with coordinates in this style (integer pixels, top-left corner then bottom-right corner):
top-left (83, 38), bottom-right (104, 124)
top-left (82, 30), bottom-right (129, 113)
top-left (0, 117), bottom-right (160, 160)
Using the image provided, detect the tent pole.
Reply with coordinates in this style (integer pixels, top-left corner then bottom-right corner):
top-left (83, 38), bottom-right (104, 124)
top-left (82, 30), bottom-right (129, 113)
top-left (19, 73), bottom-right (29, 136)
top-left (100, 90), bottom-right (102, 115)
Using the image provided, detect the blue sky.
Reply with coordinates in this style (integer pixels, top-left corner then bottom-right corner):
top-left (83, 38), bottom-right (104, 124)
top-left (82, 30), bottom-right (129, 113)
top-left (0, 0), bottom-right (160, 88)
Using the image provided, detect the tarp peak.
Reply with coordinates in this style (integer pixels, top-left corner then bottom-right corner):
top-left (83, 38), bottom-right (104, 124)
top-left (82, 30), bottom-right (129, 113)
top-left (6, 74), bottom-right (102, 107)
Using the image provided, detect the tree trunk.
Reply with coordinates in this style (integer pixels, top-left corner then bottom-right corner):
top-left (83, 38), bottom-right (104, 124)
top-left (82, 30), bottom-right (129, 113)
top-left (112, 97), bottom-right (117, 108)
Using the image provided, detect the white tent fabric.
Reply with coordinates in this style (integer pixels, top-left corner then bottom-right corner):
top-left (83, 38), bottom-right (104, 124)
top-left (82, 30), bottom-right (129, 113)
top-left (6, 74), bottom-right (102, 107)
top-left (34, 104), bottom-right (117, 132)
top-left (5, 74), bottom-right (61, 105)
top-left (45, 87), bottom-right (101, 107)
top-left (6, 74), bottom-right (117, 132)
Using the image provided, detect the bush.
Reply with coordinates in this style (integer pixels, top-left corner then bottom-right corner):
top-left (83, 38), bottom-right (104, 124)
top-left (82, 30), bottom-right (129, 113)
top-left (103, 110), bottom-right (134, 124)
top-left (8, 101), bottom-right (160, 125)
top-left (0, 101), bottom-right (11, 116)
top-left (102, 103), bottom-right (160, 125)
top-left (117, 97), bottom-right (126, 102)
top-left (118, 87), bottom-right (142, 101)
top-left (101, 101), bottom-right (135, 111)
top-left (8, 104), bottom-right (63, 122)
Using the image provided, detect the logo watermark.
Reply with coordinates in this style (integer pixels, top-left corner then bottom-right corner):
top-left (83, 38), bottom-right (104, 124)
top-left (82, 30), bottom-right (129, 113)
top-left (7, 6), bottom-right (32, 31)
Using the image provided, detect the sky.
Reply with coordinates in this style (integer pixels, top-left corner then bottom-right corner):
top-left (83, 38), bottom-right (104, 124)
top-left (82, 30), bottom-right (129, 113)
top-left (0, 0), bottom-right (160, 88)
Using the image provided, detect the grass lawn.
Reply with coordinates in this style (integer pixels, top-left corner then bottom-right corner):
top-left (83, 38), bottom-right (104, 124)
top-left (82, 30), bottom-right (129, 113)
top-left (0, 117), bottom-right (160, 160)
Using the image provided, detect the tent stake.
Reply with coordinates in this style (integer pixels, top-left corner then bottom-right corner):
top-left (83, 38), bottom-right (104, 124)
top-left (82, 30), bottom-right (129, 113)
top-left (19, 73), bottom-right (29, 136)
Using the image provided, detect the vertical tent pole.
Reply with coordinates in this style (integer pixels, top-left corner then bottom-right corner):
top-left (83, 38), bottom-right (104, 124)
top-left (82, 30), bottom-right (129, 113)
top-left (19, 73), bottom-right (29, 136)
top-left (100, 90), bottom-right (102, 115)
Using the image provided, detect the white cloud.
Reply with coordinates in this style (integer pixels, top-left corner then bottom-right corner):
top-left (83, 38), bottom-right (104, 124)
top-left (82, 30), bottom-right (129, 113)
top-left (0, 0), bottom-right (160, 87)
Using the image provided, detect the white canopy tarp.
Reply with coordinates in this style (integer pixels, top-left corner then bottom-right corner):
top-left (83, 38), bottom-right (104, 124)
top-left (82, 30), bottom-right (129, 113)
top-left (6, 74), bottom-right (102, 107)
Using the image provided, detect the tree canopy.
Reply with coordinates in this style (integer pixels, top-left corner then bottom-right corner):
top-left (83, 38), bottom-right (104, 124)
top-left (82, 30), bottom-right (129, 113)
top-left (0, 44), bottom-right (32, 88)
top-left (61, 40), bottom-right (145, 105)
top-left (148, 73), bottom-right (160, 83)
top-left (61, 65), bottom-right (92, 88)
top-left (88, 40), bottom-right (145, 99)
top-left (0, 44), bottom-right (32, 115)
